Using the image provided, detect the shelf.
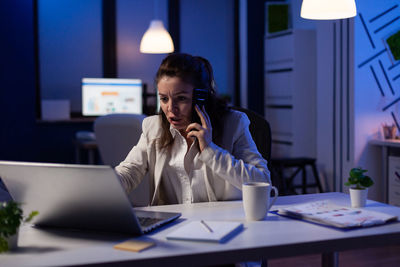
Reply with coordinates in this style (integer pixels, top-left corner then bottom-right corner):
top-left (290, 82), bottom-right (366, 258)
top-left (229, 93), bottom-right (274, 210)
top-left (264, 29), bottom-right (316, 158)
top-left (36, 117), bottom-right (96, 124)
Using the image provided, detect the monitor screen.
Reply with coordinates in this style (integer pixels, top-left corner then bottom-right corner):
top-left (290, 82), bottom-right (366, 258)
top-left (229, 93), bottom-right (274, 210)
top-left (82, 78), bottom-right (143, 116)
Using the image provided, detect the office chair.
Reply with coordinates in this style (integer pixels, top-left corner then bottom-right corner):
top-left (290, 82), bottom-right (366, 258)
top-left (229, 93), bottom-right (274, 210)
top-left (94, 113), bottom-right (150, 207)
top-left (230, 106), bottom-right (272, 163)
top-left (0, 178), bottom-right (12, 202)
top-left (230, 107), bottom-right (282, 189)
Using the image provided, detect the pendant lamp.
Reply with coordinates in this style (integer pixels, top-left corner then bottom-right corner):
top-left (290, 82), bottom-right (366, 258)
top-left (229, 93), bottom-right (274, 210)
top-left (301, 0), bottom-right (357, 20)
top-left (140, 19), bottom-right (174, 54)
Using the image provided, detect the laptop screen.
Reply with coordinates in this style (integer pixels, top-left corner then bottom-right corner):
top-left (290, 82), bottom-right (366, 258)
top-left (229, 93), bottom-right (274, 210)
top-left (82, 78), bottom-right (143, 116)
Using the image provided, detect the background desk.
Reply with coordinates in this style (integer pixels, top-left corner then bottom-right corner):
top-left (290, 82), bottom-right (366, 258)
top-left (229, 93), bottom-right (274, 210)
top-left (74, 138), bottom-right (98, 165)
top-left (370, 139), bottom-right (400, 204)
top-left (2, 192), bottom-right (400, 267)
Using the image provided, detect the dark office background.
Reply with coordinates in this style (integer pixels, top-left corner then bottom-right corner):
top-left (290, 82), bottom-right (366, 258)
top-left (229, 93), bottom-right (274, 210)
top-left (0, 0), bottom-right (265, 164)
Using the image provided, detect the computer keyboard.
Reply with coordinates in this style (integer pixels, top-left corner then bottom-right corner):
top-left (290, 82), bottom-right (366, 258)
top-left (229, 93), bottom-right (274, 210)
top-left (138, 216), bottom-right (164, 227)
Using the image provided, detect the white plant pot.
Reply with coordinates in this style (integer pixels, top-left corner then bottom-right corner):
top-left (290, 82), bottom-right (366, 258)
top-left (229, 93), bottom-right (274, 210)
top-left (349, 188), bottom-right (368, 208)
top-left (5, 229), bottom-right (19, 251)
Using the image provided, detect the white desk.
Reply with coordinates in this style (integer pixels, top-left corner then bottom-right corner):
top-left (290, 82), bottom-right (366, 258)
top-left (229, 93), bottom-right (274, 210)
top-left (2, 192), bottom-right (400, 267)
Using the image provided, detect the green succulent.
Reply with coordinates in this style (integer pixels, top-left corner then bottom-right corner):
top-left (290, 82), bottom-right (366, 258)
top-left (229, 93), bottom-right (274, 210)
top-left (0, 201), bottom-right (38, 253)
top-left (344, 167), bottom-right (374, 190)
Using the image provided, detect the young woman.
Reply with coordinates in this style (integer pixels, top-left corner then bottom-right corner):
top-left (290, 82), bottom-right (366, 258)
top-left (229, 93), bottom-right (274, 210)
top-left (115, 53), bottom-right (270, 205)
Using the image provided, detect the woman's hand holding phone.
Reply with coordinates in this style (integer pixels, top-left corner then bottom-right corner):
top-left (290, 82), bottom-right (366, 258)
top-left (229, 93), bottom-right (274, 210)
top-left (186, 105), bottom-right (212, 152)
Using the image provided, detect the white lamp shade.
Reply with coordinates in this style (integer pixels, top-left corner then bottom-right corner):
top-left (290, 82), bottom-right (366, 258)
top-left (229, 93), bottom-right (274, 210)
top-left (301, 0), bottom-right (357, 20)
top-left (140, 20), bottom-right (174, 54)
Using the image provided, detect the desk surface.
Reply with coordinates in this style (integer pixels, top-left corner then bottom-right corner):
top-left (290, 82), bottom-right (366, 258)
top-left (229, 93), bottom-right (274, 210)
top-left (370, 139), bottom-right (400, 147)
top-left (2, 192), bottom-right (400, 267)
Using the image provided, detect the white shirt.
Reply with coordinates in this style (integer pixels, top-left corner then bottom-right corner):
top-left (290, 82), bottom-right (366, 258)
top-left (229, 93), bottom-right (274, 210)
top-left (161, 127), bottom-right (209, 204)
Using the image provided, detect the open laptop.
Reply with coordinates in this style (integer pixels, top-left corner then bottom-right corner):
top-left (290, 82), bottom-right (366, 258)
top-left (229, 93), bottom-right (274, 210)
top-left (0, 161), bottom-right (181, 235)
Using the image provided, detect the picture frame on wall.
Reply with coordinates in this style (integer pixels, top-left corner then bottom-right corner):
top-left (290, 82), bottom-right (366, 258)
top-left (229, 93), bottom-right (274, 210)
top-left (265, 1), bottom-right (292, 37)
top-left (383, 29), bottom-right (400, 65)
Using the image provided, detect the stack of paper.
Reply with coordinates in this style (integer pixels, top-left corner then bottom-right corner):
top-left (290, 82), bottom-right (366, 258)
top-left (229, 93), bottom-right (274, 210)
top-left (277, 201), bottom-right (398, 229)
top-left (166, 221), bottom-right (243, 243)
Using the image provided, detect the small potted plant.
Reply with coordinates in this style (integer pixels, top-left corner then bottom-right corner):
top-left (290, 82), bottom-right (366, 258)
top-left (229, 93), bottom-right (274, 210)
top-left (0, 201), bottom-right (38, 253)
top-left (345, 167), bottom-right (374, 208)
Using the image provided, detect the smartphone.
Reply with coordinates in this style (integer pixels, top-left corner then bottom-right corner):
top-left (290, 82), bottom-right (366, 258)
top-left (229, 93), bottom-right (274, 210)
top-left (193, 88), bottom-right (208, 108)
top-left (192, 88), bottom-right (208, 123)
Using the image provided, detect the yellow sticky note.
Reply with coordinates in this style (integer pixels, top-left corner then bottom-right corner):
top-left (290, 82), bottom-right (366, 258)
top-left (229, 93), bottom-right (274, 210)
top-left (114, 239), bottom-right (155, 252)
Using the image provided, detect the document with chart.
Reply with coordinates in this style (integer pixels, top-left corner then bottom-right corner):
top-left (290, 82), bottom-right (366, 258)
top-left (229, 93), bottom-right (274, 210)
top-left (277, 201), bottom-right (398, 229)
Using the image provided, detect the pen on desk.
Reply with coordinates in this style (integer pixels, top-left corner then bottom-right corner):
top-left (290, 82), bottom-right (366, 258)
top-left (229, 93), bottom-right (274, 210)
top-left (200, 220), bottom-right (213, 233)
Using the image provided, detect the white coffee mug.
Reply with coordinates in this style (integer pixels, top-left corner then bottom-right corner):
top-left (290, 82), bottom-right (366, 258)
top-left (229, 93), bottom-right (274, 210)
top-left (242, 182), bottom-right (278, 221)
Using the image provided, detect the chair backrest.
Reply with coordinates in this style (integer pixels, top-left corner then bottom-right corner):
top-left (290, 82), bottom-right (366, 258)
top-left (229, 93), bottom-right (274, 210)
top-left (0, 179), bottom-right (11, 202)
top-left (94, 113), bottom-right (149, 206)
top-left (231, 106), bottom-right (272, 163)
top-left (94, 114), bottom-right (146, 167)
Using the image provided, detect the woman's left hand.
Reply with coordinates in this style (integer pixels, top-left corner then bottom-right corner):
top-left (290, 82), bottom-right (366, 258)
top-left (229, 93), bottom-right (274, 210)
top-left (186, 105), bottom-right (212, 152)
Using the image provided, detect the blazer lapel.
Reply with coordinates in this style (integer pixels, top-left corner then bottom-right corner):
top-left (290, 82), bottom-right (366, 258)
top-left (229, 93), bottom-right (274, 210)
top-left (151, 148), bottom-right (168, 205)
top-left (203, 166), bottom-right (217, 202)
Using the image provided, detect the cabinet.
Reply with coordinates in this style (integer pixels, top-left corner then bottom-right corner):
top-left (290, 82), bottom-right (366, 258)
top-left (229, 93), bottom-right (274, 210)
top-left (388, 156), bottom-right (400, 206)
top-left (264, 29), bottom-right (316, 158)
top-left (370, 139), bottom-right (400, 204)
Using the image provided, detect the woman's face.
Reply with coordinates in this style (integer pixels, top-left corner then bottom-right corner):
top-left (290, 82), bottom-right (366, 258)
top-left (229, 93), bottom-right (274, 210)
top-left (158, 76), bottom-right (194, 132)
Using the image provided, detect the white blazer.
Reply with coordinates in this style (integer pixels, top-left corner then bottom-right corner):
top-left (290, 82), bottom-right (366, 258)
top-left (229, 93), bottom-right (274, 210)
top-left (115, 110), bottom-right (270, 205)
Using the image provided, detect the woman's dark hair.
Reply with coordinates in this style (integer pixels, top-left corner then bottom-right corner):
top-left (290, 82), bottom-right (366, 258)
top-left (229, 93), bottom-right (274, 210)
top-left (155, 53), bottom-right (228, 148)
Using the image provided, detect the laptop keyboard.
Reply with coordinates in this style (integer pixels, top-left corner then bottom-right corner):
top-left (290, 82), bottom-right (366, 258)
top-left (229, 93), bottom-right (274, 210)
top-left (138, 216), bottom-right (164, 228)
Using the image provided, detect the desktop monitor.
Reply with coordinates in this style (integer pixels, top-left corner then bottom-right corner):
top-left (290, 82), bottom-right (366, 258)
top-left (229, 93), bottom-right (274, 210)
top-left (82, 78), bottom-right (143, 116)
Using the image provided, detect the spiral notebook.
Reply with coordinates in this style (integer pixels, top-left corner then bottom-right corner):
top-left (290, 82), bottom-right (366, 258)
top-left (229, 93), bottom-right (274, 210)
top-left (166, 221), bottom-right (243, 243)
